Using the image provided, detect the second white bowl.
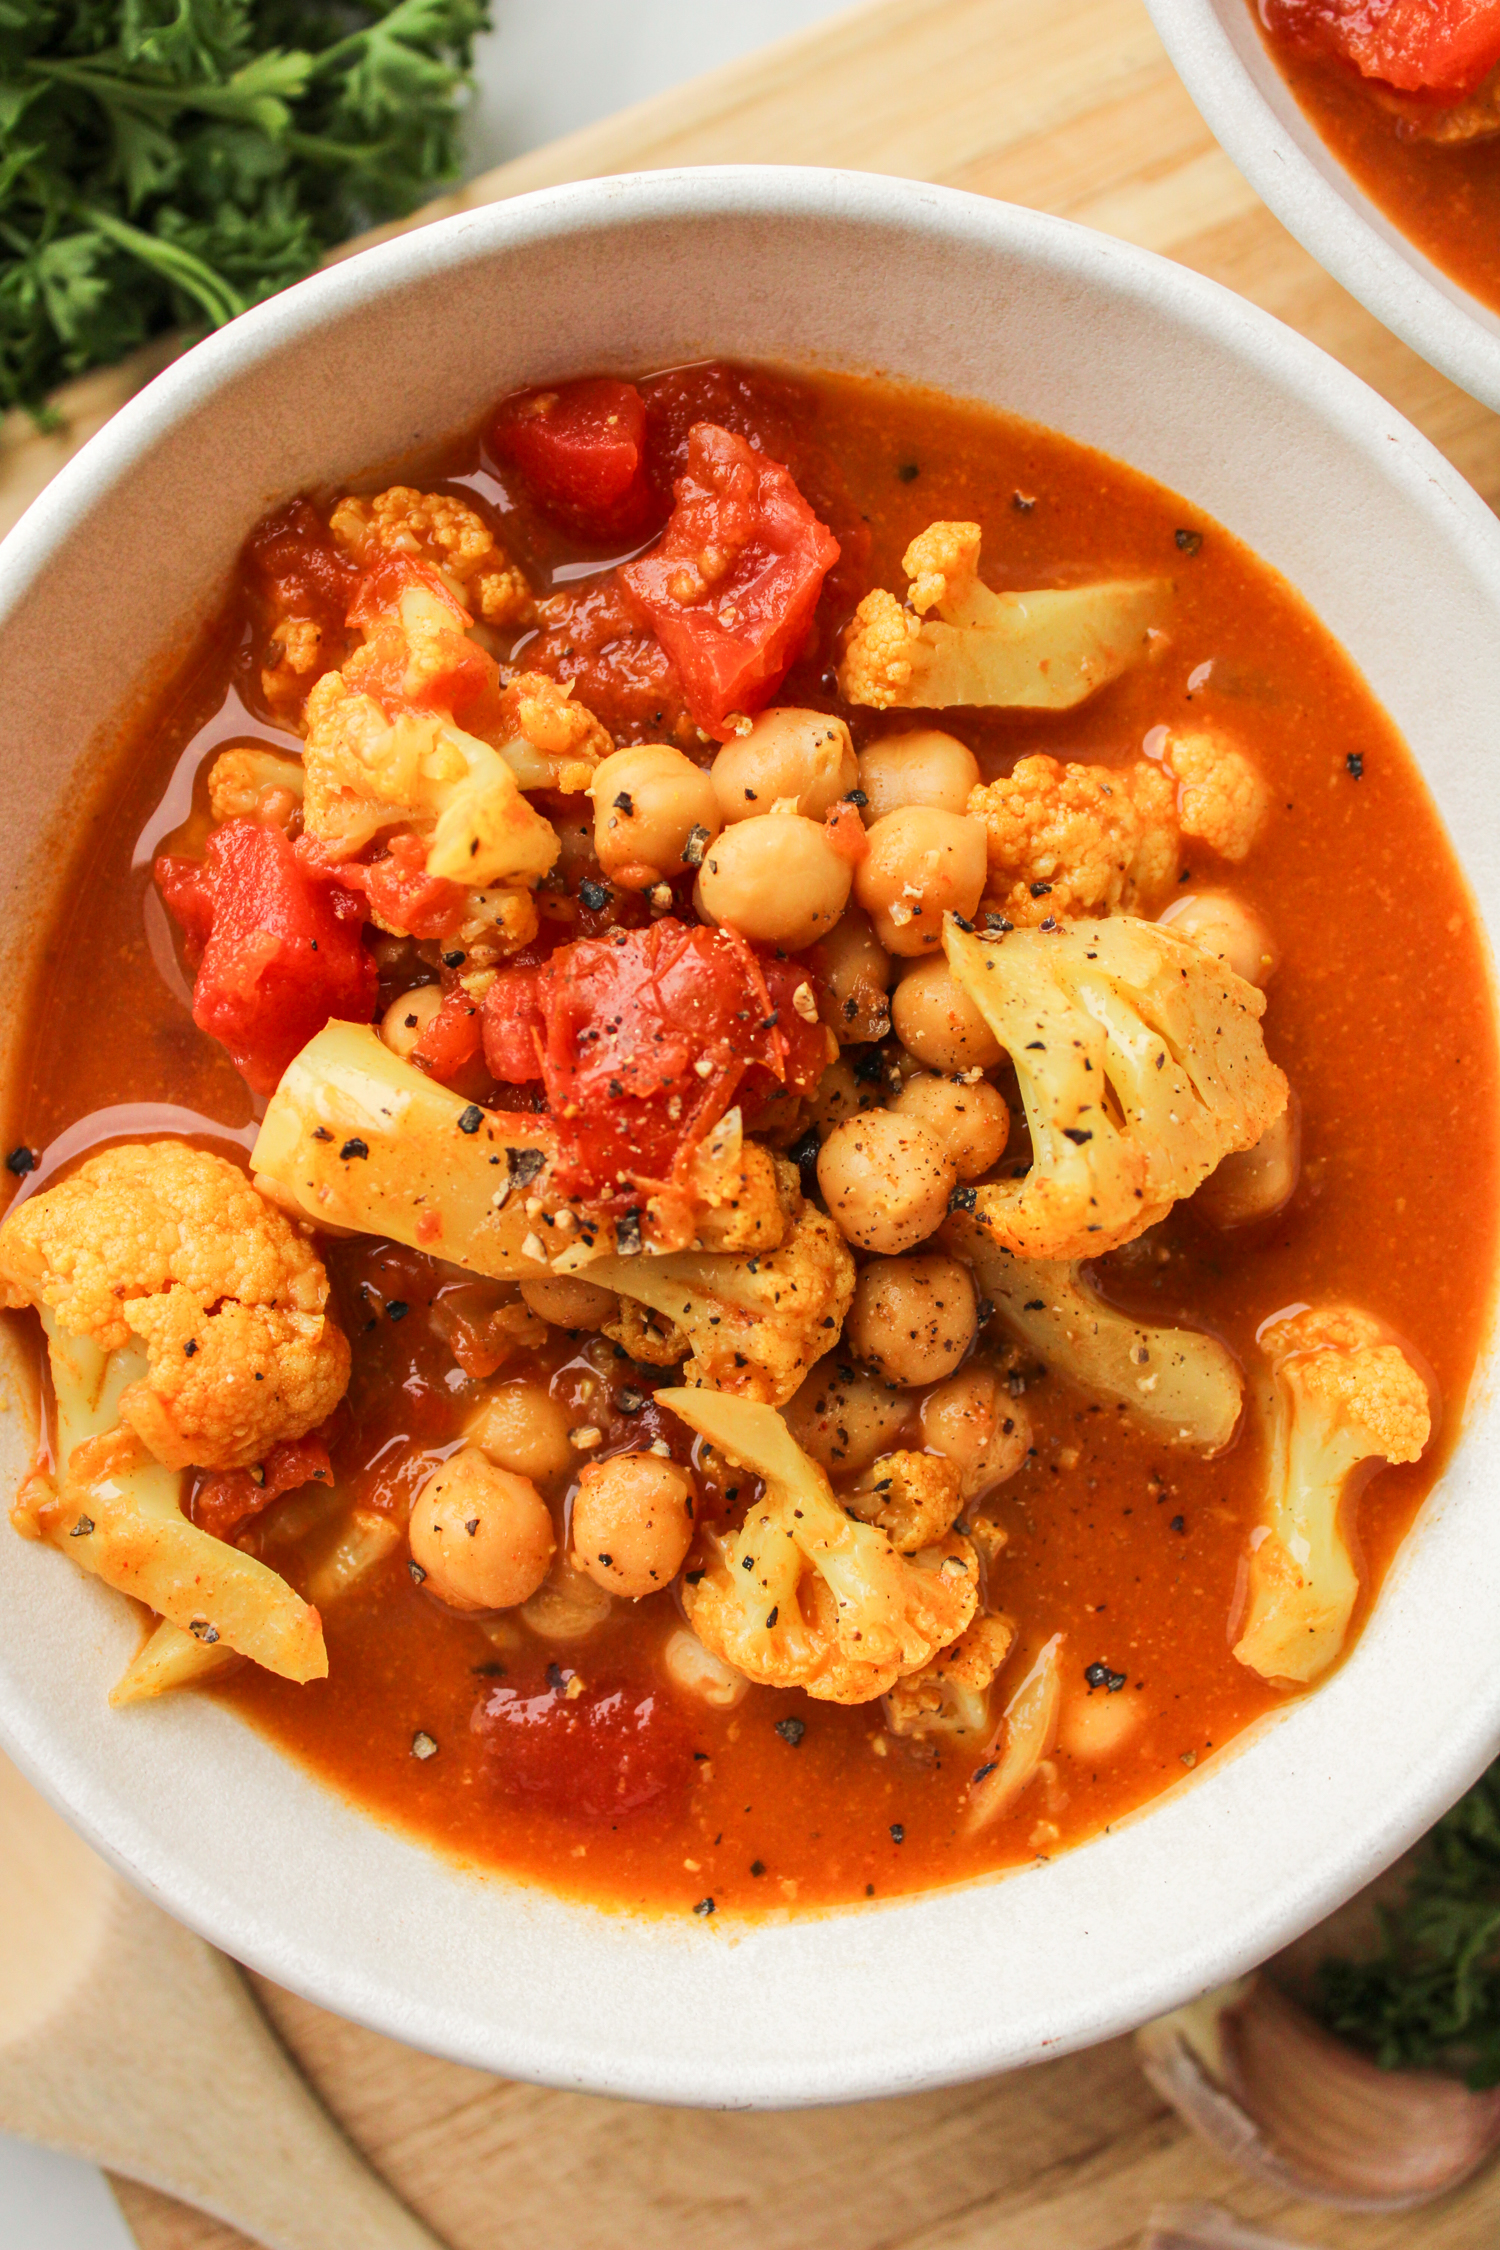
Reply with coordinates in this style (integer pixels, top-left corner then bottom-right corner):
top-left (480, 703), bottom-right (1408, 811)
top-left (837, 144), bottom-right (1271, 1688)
top-left (1146, 0), bottom-right (1500, 412)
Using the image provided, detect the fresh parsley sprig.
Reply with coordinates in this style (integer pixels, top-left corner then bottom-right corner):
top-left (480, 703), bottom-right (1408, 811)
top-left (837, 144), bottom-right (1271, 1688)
top-left (1315, 1759), bottom-right (1500, 2088)
top-left (0, 0), bottom-right (490, 420)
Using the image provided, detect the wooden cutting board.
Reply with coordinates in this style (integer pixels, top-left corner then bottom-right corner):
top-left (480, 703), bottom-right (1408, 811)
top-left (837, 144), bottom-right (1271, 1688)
top-left (12, 1), bottom-right (1496, 2242)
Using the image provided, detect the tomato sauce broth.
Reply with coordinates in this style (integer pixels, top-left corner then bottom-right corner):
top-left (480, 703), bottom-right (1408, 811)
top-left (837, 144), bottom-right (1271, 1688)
top-left (6, 362), bottom-right (1496, 1918)
top-left (1253, 4), bottom-right (1500, 312)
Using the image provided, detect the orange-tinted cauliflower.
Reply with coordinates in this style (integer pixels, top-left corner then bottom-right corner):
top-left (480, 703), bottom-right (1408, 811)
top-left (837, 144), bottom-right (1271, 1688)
top-left (884, 1613), bottom-right (1017, 1738)
top-left (301, 666), bottom-right (559, 893)
top-left (838, 521), bottom-right (1171, 713)
top-left (0, 1143), bottom-right (349, 1471)
top-left (969, 753), bottom-right (1180, 926)
top-left (845, 1449), bottom-right (964, 1552)
top-left (495, 670), bottom-right (614, 796)
top-left (589, 1202), bottom-right (856, 1408)
top-left (663, 1389), bottom-right (979, 1704)
top-left (1162, 727), bottom-right (1269, 863)
top-left (1234, 1304), bottom-right (1432, 1685)
top-left (943, 915), bottom-right (1288, 1259)
top-left (330, 486), bottom-right (535, 627)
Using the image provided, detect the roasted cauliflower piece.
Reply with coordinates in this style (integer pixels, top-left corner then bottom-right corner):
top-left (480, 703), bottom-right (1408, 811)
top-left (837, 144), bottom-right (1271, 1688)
top-left (968, 753), bottom-right (1179, 927)
top-left (950, 1212), bottom-right (1244, 1450)
top-left (838, 521), bottom-right (1171, 712)
top-left (1234, 1305), bottom-right (1432, 1686)
top-left (943, 915), bottom-right (1288, 1259)
top-left (845, 1450), bottom-right (964, 1552)
top-left (1162, 727), bottom-right (1269, 863)
top-left (588, 1203), bottom-right (855, 1408)
top-left (330, 486), bottom-right (535, 627)
top-left (0, 1143), bottom-right (349, 1472)
top-left (493, 670), bottom-right (613, 797)
top-left (206, 747), bottom-right (305, 827)
top-left (302, 668), bottom-right (560, 891)
top-left (662, 1388), bottom-right (978, 1704)
top-left (884, 1613), bottom-right (1017, 1739)
top-left (0, 1143), bottom-right (347, 1690)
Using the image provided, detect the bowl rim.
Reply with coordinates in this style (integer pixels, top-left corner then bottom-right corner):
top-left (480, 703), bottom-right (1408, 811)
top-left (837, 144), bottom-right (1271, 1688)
top-left (4, 163), bottom-right (1500, 2105)
top-left (1143, 0), bottom-right (1500, 414)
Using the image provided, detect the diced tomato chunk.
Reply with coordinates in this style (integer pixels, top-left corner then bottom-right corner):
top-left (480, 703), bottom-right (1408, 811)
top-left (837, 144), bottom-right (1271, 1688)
top-left (492, 378), bottom-right (659, 542)
top-left (319, 832), bottom-right (468, 943)
top-left (472, 1673), bottom-right (695, 1821)
top-left (480, 917), bottom-right (827, 1212)
top-left (157, 819), bottom-right (376, 1094)
top-left (1268, 0), bottom-right (1500, 92)
top-left (411, 986), bottom-right (484, 1081)
top-left (344, 554), bottom-right (496, 718)
top-left (192, 1430), bottom-right (336, 1542)
top-left (244, 498), bottom-right (359, 627)
top-left (621, 424), bottom-right (840, 741)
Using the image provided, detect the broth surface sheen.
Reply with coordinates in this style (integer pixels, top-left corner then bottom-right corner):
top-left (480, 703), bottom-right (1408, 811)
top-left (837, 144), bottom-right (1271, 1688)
top-left (6, 362), bottom-right (1496, 1919)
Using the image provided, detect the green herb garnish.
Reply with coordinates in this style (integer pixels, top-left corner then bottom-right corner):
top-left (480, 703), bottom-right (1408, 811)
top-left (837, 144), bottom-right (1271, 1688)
top-left (0, 0), bottom-right (490, 418)
top-left (1315, 1759), bottom-right (1500, 2088)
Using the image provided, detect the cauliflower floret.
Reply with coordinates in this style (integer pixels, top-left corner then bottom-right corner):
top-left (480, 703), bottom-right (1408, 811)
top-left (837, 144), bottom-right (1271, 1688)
top-left (590, 1201), bottom-right (855, 1408)
top-left (838, 521), bottom-right (1172, 712)
top-left (1162, 728), bottom-right (1269, 863)
top-left (302, 668), bottom-right (559, 890)
top-left (330, 486), bottom-right (535, 627)
top-left (884, 1613), bottom-right (1017, 1739)
top-left (662, 1388), bottom-right (978, 1703)
top-left (969, 754), bottom-right (1180, 926)
top-left (949, 1210), bottom-right (1244, 1450)
top-left (495, 671), bottom-right (613, 797)
top-left (943, 915), bottom-right (1288, 1260)
top-left (0, 1143), bottom-right (349, 1471)
top-left (207, 747), bottom-right (305, 827)
top-left (845, 1449), bottom-right (964, 1552)
top-left (1234, 1304), bottom-right (1432, 1686)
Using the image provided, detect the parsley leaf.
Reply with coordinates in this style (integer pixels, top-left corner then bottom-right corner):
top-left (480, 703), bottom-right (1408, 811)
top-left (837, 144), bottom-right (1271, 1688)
top-left (1314, 1759), bottom-right (1500, 2088)
top-left (0, 0), bottom-right (490, 417)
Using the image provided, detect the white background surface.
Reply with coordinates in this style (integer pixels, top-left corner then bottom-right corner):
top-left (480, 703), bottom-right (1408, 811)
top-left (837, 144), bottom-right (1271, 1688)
top-left (0, 15), bottom-right (858, 2250)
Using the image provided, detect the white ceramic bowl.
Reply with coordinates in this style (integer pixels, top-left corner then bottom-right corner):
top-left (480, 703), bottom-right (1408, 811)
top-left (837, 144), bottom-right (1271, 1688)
top-left (2, 168), bottom-right (1499, 2107)
top-left (1146, 0), bottom-right (1500, 411)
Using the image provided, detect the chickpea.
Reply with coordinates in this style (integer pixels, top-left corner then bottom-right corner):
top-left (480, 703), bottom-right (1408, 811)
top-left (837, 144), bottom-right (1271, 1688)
top-left (695, 807), bottom-right (851, 949)
top-left (570, 1452), bottom-right (695, 1599)
top-left (1194, 1099), bottom-right (1301, 1229)
top-left (890, 1072), bottom-right (1009, 1180)
top-left (808, 1055), bottom-right (884, 1139)
top-left (663, 1626), bottom-right (749, 1709)
top-left (1159, 889), bottom-right (1277, 987)
top-left (522, 1558), bottom-right (612, 1640)
top-left (467, 1378), bottom-right (575, 1484)
top-left (920, 1367), bottom-right (1031, 1500)
top-left (785, 1354), bottom-right (912, 1475)
top-left (890, 956), bottom-right (1003, 1073)
top-left (711, 707), bottom-right (857, 823)
top-left (857, 730), bottom-right (980, 822)
top-left (853, 806), bottom-right (988, 956)
top-left (409, 1448), bottom-right (555, 1612)
top-left (380, 984), bottom-right (441, 1059)
top-left (817, 1109), bottom-right (955, 1254)
top-left (591, 744), bottom-right (720, 891)
top-left (803, 906), bottom-right (893, 1044)
top-left (846, 1253), bottom-right (979, 1388)
top-left (1059, 1685), bottom-right (1143, 1762)
top-left (519, 1275), bottom-right (618, 1331)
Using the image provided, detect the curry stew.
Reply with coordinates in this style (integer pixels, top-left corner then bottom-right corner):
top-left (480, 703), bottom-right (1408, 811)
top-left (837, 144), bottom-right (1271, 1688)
top-left (3, 361), bottom-right (1494, 1916)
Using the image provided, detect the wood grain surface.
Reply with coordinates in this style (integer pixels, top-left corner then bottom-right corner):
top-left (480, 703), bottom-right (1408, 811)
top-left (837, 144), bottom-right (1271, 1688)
top-left (38, 0), bottom-right (1494, 2241)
